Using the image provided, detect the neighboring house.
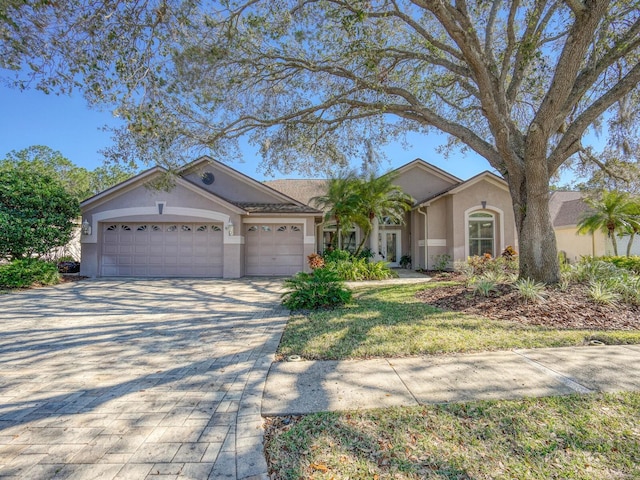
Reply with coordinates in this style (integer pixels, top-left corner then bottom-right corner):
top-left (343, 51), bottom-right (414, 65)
top-left (267, 159), bottom-right (518, 270)
top-left (80, 156), bottom-right (517, 277)
top-left (550, 190), bottom-right (640, 262)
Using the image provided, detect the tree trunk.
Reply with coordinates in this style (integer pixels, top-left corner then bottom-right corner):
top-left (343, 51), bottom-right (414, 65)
top-left (609, 228), bottom-right (618, 256)
top-left (354, 228), bottom-right (370, 256)
top-left (627, 232), bottom-right (636, 257)
top-left (508, 160), bottom-right (561, 284)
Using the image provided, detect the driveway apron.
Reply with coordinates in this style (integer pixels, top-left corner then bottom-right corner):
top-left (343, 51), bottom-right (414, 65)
top-left (0, 278), bottom-right (287, 480)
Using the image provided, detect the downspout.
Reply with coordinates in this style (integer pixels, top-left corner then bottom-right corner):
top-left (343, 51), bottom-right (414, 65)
top-left (419, 206), bottom-right (428, 269)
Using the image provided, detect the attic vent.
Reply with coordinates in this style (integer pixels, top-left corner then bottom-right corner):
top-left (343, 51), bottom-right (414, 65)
top-left (202, 172), bottom-right (215, 185)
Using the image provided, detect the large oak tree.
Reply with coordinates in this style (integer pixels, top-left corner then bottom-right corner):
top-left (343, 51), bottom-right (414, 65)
top-left (2, 0), bottom-right (639, 282)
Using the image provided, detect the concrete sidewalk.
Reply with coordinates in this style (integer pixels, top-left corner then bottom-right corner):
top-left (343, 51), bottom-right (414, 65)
top-left (262, 344), bottom-right (640, 415)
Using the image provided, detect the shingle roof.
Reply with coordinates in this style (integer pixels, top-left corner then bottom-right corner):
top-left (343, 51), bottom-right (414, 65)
top-left (552, 197), bottom-right (591, 227)
top-left (549, 191), bottom-right (589, 227)
top-left (414, 171), bottom-right (507, 207)
top-left (263, 179), bottom-right (328, 207)
top-left (233, 202), bottom-right (321, 214)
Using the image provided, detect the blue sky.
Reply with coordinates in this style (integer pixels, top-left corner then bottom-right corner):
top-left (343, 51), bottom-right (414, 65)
top-left (0, 84), bottom-right (498, 181)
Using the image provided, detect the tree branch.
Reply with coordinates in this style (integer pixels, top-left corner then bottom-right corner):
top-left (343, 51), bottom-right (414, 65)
top-left (548, 62), bottom-right (640, 173)
top-left (565, 0), bottom-right (586, 15)
top-left (531, 0), bottom-right (608, 137)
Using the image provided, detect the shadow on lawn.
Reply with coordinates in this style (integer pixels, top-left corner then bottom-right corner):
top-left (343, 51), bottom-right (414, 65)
top-left (265, 409), bottom-right (474, 479)
top-left (280, 284), bottom-right (496, 359)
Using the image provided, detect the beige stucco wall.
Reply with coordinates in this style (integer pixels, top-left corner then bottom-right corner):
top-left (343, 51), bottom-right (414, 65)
top-left (183, 164), bottom-right (285, 204)
top-left (450, 179), bottom-right (517, 263)
top-left (555, 226), bottom-right (607, 263)
top-left (393, 164), bottom-right (457, 201)
top-left (410, 178), bottom-right (516, 269)
top-left (84, 180), bottom-right (240, 216)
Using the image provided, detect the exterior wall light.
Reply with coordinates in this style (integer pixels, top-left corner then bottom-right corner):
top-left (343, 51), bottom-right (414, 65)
top-left (481, 200), bottom-right (487, 209)
top-left (81, 219), bottom-right (92, 236)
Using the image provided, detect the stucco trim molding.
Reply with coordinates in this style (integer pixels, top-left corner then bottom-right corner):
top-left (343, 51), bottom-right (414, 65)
top-left (225, 235), bottom-right (245, 245)
top-left (81, 206), bottom-right (231, 243)
top-left (464, 206), bottom-right (505, 257)
top-left (427, 239), bottom-right (447, 247)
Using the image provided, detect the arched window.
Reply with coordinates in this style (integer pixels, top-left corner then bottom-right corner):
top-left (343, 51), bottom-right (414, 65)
top-left (468, 212), bottom-right (495, 257)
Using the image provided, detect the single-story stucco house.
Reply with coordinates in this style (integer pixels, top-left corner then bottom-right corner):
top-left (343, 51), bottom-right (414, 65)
top-left (550, 190), bottom-right (640, 262)
top-left (79, 156), bottom-right (518, 277)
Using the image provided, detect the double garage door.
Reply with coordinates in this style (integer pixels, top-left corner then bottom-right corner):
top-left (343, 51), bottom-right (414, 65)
top-left (101, 223), bottom-right (223, 277)
top-left (100, 222), bottom-right (305, 277)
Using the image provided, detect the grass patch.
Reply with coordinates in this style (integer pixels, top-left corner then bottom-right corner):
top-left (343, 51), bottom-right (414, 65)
top-left (265, 392), bottom-right (640, 479)
top-left (278, 283), bottom-right (640, 360)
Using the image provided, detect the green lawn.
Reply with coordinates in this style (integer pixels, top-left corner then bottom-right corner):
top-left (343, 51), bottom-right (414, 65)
top-left (278, 283), bottom-right (640, 360)
top-left (265, 392), bottom-right (640, 479)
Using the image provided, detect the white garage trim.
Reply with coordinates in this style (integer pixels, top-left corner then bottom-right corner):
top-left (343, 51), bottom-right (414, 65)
top-left (242, 217), bottom-right (314, 244)
top-left (82, 206), bottom-right (231, 243)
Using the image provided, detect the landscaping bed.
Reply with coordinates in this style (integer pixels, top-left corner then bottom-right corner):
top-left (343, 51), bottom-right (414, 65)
top-left (276, 283), bottom-right (640, 361)
top-left (416, 281), bottom-right (640, 331)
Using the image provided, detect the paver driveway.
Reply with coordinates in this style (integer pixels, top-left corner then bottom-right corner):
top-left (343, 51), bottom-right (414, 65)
top-left (0, 278), bottom-right (287, 480)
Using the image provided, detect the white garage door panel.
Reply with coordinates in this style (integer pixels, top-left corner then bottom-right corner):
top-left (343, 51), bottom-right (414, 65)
top-left (100, 223), bottom-right (223, 277)
top-left (245, 224), bottom-right (304, 276)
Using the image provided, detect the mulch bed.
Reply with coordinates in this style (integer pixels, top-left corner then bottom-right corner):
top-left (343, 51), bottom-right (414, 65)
top-left (60, 274), bottom-right (88, 283)
top-left (416, 281), bottom-right (640, 331)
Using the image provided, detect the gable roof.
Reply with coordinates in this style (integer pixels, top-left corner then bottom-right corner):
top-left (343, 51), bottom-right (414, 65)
top-left (81, 157), bottom-right (323, 216)
top-left (80, 166), bottom-right (248, 214)
top-left (415, 170), bottom-right (508, 207)
top-left (262, 179), bottom-right (328, 206)
top-left (549, 191), bottom-right (590, 227)
top-left (391, 158), bottom-right (462, 184)
top-left (179, 155), bottom-right (316, 208)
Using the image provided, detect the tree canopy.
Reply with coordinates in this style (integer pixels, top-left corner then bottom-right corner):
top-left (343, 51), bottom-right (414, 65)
top-left (0, 162), bottom-right (80, 260)
top-left (2, 1), bottom-right (639, 282)
top-left (1, 146), bottom-right (137, 201)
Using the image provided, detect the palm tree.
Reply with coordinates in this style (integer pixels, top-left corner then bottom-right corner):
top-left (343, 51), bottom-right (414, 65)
top-left (577, 190), bottom-right (638, 256)
top-left (622, 197), bottom-right (640, 256)
top-left (352, 172), bottom-right (413, 255)
top-left (310, 171), bottom-right (360, 249)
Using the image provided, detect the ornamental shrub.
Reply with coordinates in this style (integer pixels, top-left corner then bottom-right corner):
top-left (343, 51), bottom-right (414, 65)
top-left (0, 163), bottom-right (79, 260)
top-left (307, 253), bottom-right (325, 270)
top-left (513, 277), bottom-right (548, 304)
top-left (322, 249), bottom-right (396, 281)
top-left (600, 256), bottom-right (640, 274)
top-left (466, 254), bottom-right (517, 276)
top-left (281, 269), bottom-right (352, 310)
top-left (0, 258), bottom-right (60, 289)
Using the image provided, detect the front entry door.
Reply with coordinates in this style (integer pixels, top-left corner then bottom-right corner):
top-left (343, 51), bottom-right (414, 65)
top-left (378, 229), bottom-right (401, 266)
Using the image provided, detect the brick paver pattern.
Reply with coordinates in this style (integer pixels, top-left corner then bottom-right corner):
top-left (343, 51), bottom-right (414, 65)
top-left (0, 279), bottom-right (287, 480)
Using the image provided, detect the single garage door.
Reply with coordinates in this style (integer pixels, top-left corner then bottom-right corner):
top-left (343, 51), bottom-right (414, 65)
top-left (245, 224), bottom-right (304, 276)
top-left (101, 223), bottom-right (224, 277)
